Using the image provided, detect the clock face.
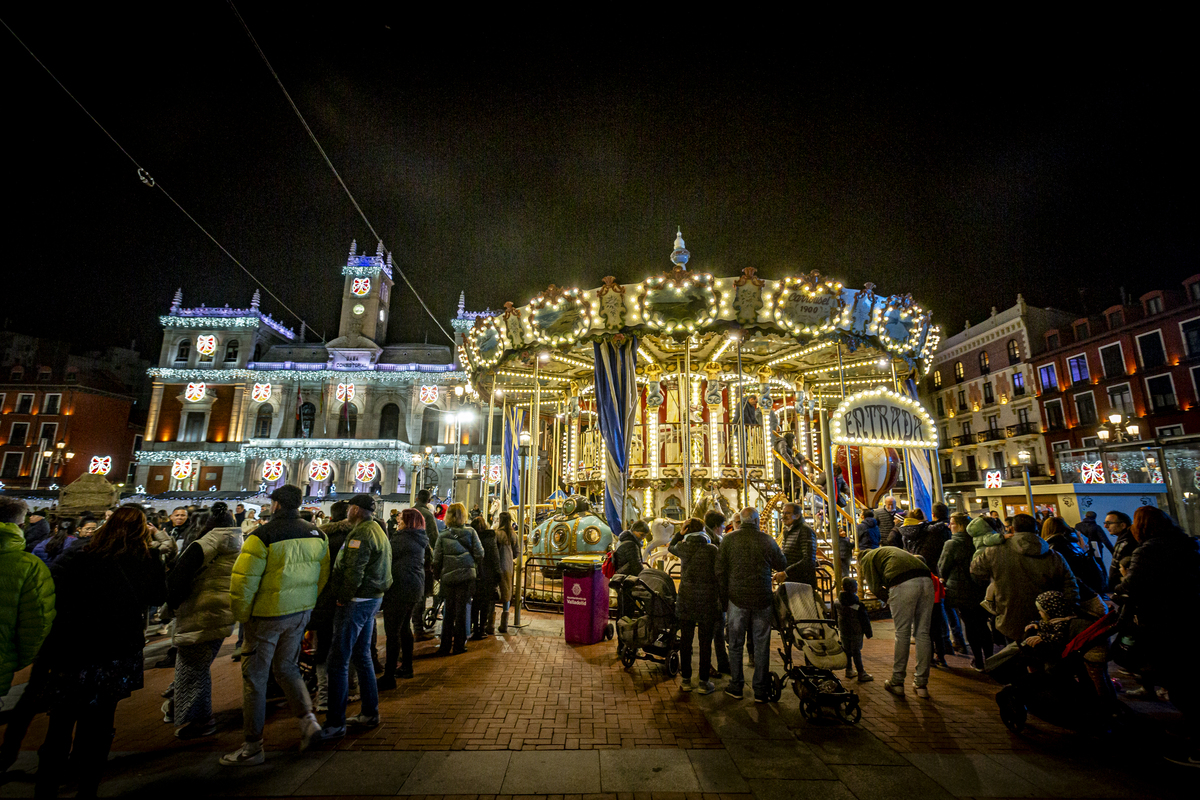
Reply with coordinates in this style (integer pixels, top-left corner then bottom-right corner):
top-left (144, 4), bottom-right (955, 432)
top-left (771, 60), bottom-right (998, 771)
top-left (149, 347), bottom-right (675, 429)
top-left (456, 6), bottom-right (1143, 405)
top-left (352, 303), bottom-right (365, 317)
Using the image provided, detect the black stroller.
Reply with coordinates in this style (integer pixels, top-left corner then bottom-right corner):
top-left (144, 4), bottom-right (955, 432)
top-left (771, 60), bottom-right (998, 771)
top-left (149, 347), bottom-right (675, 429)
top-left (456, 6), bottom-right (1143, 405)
top-left (613, 566), bottom-right (681, 674)
top-left (770, 581), bottom-right (861, 723)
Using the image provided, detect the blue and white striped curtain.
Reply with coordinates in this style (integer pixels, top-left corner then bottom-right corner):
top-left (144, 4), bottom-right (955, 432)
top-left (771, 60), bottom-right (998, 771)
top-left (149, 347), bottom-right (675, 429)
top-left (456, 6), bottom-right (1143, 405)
top-left (503, 407), bottom-right (523, 506)
top-left (904, 378), bottom-right (935, 518)
top-left (594, 337), bottom-right (639, 531)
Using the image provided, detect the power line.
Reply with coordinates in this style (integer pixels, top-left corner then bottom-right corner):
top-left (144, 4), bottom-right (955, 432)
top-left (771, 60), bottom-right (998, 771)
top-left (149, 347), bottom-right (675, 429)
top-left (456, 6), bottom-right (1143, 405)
top-left (0, 13), bottom-right (324, 343)
top-left (227, 1), bottom-right (456, 346)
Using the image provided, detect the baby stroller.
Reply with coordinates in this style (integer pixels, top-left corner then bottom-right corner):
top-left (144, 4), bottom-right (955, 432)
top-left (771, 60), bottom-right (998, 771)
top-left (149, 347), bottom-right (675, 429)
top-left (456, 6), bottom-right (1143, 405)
top-left (988, 608), bottom-right (1120, 734)
top-left (770, 581), bottom-right (861, 723)
top-left (613, 566), bottom-right (681, 674)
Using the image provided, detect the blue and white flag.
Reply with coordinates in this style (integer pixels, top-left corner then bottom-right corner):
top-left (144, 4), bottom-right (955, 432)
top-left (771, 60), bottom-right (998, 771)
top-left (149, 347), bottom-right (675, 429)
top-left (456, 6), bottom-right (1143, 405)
top-left (594, 337), bottom-right (639, 531)
top-left (904, 378), bottom-right (935, 518)
top-left (502, 406), bottom-right (523, 506)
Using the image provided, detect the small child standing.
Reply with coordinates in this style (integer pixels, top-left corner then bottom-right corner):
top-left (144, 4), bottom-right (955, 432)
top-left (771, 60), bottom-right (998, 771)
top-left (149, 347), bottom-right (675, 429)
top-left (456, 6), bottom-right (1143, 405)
top-left (835, 577), bottom-right (873, 682)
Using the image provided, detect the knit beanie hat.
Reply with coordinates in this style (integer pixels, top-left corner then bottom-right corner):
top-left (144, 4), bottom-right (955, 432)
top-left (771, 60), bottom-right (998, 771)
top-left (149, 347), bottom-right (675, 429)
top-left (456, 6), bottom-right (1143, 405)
top-left (1035, 590), bottom-right (1071, 619)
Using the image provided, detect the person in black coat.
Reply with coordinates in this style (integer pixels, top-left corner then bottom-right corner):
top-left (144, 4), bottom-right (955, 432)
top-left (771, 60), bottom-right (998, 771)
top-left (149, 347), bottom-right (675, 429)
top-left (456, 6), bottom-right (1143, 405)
top-left (1105, 510), bottom-right (1136, 595)
top-left (775, 503), bottom-right (818, 587)
top-left (35, 506), bottom-right (166, 799)
top-left (669, 518), bottom-right (721, 693)
top-left (469, 516), bottom-right (501, 640)
top-left (613, 522), bottom-right (646, 577)
top-left (379, 508), bottom-right (430, 688)
top-left (938, 512), bottom-right (991, 670)
top-left (1042, 517), bottom-right (1108, 617)
top-left (22, 511), bottom-right (50, 553)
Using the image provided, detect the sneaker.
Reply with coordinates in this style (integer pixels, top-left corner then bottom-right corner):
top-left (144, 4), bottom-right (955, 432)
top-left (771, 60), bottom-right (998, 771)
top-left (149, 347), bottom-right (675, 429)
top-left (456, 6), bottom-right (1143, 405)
top-left (299, 714), bottom-right (322, 751)
top-left (317, 725), bottom-right (346, 742)
top-left (724, 685), bottom-right (744, 700)
top-left (1124, 686), bottom-right (1152, 699)
top-left (846, 669), bottom-right (858, 680)
top-left (680, 678), bottom-right (694, 692)
top-left (697, 680), bottom-right (716, 695)
top-left (161, 700), bottom-right (174, 724)
top-left (347, 714), bottom-right (380, 728)
top-left (914, 685), bottom-right (930, 699)
top-left (884, 679), bottom-right (905, 697)
top-left (348, 693), bottom-right (361, 704)
top-left (857, 672), bottom-right (874, 683)
top-left (175, 718), bottom-right (217, 739)
top-left (376, 675), bottom-right (397, 691)
top-left (219, 743), bottom-right (265, 766)
top-left (157, 624), bottom-right (171, 635)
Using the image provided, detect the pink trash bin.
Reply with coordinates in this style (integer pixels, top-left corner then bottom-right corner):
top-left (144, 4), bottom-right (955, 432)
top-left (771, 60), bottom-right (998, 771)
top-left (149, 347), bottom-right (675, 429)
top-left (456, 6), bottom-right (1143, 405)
top-left (561, 555), bottom-right (612, 644)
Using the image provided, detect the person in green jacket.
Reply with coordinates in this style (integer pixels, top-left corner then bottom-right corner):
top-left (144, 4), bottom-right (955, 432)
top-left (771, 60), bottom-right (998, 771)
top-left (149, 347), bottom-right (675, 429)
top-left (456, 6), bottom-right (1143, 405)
top-left (859, 546), bottom-right (934, 698)
top-left (222, 485), bottom-right (329, 767)
top-left (0, 498), bottom-right (55, 704)
top-left (319, 494), bottom-right (392, 740)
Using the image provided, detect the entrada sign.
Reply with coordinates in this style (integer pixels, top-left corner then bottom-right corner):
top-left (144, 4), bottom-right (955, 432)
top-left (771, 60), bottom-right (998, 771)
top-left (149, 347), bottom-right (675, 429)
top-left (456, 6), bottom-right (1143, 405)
top-left (830, 388), bottom-right (938, 449)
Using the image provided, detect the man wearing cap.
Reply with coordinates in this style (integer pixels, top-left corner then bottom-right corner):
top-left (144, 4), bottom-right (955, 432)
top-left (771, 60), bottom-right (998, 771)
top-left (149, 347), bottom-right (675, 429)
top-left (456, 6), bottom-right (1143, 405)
top-left (223, 485), bottom-right (329, 766)
top-left (319, 494), bottom-right (392, 739)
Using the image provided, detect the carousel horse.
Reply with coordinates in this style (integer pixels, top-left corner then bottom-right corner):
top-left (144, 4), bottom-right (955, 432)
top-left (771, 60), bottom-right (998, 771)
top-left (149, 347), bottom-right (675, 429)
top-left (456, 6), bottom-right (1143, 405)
top-left (689, 488), bottom-right (732, 524)
top-left (641, 517), bottom-right (684, 563)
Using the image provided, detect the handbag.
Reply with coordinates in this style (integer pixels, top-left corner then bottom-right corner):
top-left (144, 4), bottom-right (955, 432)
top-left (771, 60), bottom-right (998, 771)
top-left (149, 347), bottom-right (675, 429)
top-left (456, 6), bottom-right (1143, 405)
top-left (601, 549), bottom-right (616, 579)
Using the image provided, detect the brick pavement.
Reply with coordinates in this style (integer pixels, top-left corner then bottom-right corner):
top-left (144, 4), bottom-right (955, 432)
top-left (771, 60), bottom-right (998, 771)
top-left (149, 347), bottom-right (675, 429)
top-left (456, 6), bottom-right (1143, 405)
top-left (0, 611), bottom-right (1193, 798)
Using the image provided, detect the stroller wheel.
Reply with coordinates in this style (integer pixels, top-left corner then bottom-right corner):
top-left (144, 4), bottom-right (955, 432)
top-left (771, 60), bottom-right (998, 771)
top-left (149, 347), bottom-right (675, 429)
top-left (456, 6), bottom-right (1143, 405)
top-left (768, 671), bottom-right (783, 702)
top-left (838, 699), bottom-right (861, 724)
top-left (666, 650), bottom-right (681, 677)
top-left (603, 623), bottom-right (615, 641)
top-left (619, 646), bottom-right (637, 669)
top-left (996, 686), bottom-right (1027, 734)
top-left (800, 699), bottom-right (818, 720)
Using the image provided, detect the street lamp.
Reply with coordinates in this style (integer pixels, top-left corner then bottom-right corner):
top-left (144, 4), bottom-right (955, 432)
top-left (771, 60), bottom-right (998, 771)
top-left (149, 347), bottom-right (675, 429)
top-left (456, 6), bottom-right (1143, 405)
top-left (1017, 448), bottom-right (1035, 515)
top-left (32, 442), bottom-right (74, 490)
top-left (515, 428), bottom-right (533, 627)
top-left (1097, 411), bottom-right (1141, 482)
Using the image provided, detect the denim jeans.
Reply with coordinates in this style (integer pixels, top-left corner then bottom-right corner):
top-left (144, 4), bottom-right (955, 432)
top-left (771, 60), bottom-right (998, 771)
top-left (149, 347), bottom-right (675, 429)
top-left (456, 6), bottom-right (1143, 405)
top-left (327, 599), bottom-right (383, 728)
top-left (241, 611), bottom-right (313, 742)
top-left (726, 602), bottom-right (772, 698)
top-left (888, 577), bottom-right (934, 688)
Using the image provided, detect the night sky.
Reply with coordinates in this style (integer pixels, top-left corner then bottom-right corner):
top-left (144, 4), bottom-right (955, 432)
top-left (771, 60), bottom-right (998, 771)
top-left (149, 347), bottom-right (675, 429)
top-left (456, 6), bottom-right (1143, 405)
top-left (3, 9), bottom-right (1192, 358)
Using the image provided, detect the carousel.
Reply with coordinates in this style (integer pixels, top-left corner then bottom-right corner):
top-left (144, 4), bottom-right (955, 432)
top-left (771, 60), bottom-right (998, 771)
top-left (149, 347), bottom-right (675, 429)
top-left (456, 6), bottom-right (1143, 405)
top-left (464, 232), bottom-right (943, 601)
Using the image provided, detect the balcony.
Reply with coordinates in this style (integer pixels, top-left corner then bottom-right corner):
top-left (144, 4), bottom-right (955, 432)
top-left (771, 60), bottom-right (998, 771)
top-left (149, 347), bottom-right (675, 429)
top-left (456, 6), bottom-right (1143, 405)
top-left (1006, 422), bottom-right (1040, 438)
top-left (975, 429), bottom-right (1006, 444)
top-left (953, 470), bottom-right (973, 483)
top-left (950, 434), bottom-right (975, 448)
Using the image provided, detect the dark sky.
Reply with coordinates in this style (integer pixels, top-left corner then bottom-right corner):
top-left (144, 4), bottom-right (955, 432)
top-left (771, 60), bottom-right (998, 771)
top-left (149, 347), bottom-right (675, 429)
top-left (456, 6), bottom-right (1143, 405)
top-left (2, 9), bottom-right (1193, 358)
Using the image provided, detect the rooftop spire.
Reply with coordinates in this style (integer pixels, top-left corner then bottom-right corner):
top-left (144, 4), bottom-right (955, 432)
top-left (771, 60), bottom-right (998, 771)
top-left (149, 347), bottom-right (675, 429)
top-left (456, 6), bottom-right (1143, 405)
top-left (376, 240), bottom-right (385, 257)
top-left (171, 288), bottom-right (182, 310)
top-left (250, 289), bottom-right (261, 310)
top-left (349, 239), bottom-right (357, 257)
top-left (670, 228), bottom-right (690, 269)
top-left (457, 291), bottom-right (466, 317)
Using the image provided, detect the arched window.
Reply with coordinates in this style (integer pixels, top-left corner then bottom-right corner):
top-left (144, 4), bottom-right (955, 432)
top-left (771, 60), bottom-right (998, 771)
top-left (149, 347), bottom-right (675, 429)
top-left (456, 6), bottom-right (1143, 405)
top-left (954, 361), bottom-right (964, 381)
top-left (336, 403), bottom-right (358, 438)
top-left (295, 402), bottom-right (316, 438)
top-left (421, 408), bottom-right (442, 445)
top-left (1007, 339), bottom-right (1019, 364)
top-left (979, 351), bottom-right (990, 373)
top-left (225, 339), bottom-right (240, 362)
top-left (379, 403), bottom-right (401, 439)
top-left (933, 370), bottom-right (942, 388)
top-left (254, 404), bottom-right (273, 438)
top-left (176, 340), bottom-right (190, 362)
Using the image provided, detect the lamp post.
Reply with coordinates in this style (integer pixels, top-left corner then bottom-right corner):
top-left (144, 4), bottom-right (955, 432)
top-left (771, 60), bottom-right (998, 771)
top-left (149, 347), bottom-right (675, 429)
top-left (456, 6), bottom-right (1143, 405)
top-left (31, 441), bottom-right (74, 490)
top-left (1017, 448), bottom-right (1035, 514)
top-left (1097, 411), bottom-right (1141, 485)
top-left (514, 428), bottom-right (532, 627)
top-left (454, 408), bottom-right (476, 499)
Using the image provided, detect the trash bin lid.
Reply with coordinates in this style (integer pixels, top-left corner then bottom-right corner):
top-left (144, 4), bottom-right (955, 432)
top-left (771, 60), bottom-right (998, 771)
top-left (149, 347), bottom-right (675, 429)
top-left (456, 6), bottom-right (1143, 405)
top-left (560, 554), bottom-right (603, 576)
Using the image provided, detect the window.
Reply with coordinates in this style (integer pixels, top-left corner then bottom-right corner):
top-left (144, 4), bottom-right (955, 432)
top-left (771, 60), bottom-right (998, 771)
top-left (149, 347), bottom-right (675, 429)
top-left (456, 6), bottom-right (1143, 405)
top-left (9, 366), bottom-right (23, 381)
top-left (180, 411), bottom-right (207, 443)
top-left (1146, 374), bottom-right (1176, 412)
top-left (37, 422), bottom-right (57, 445)
top-left (1107, 383), bottom-right (1133, 415)
top-left (1190, 281), bottom-right (1200, 302)
top-left (983, 382), bottom-right (994, 403)
top-left (379, 403), bottom-right (402, 439)
top-left (1046, 332), bottom-right (1060, 350)
top-left (1038, 364), bottom-right (1058, 392)
top-left (1045, 399), bottom-right (1066, 430)
top-left (1075, 392), bottom-right (1098, 426)
top-left (1074, 321), bottom-right (1090, 341)
top-left (42, 394), bottom-right (61, 415)
top-left (65, 368), bottom-right (78, 383)
top-left (336, 403), bottom-right (358, 438)
top-left (295, 402), bottom-right (316, 439)
top-left (987, 414), bottom-right (1000, 432)
top-left (1099, 343), bottom-right (1125, 378)
top-left (254, 404), bottom-right (273, 438)
top-left (132, 434), bottom-right (143, 452)
top-left (1181, 319), bottom-right (1200, 357)
top-left (1192, 366), bottom-right (1200, 407)
top-left (935, 397), bottom-right (945, 417)
top-left (1017, 407), bottom-right (1031, 425)
top-left (957, 390), bottom-right (967, 411)
top-left (1013, 371), bottom-right (1026, 395)
top-left (175, 340), bottom-right (190, 362)
top-left (224, 340), bottom-right (240, 362)
top-left (9, 422), bottom-right (29, 446)
top-left (1136, 330), bottom-right (1167, 369)
top-left (1081, 436), bottom-right (1099, 449)
top-left (421, 408), bottom-right (442, 445)
top-left (37, 366), bottom-right (51, 381)
top-left (1007, 339), bottom-right (1020, 364)
top-left (954, 361), bottom-right (964, 382)
top-left (0, 393), bottom-right (5, 412)
top-left (979, 351), bottom-right (990, 373)
top-left (1, 453), bottom-right (21, 479)
top-left (15, 394), bottom-right (33, 414)
top-left (1145, 296), bottom-right (1163, 315)
top-left (1107, 310), bottom-right (1124, 330)
top-left (961, 421), bottom-right (973, 436)
top-left (1157, 425), bottom-right (1184, 437)
top-left (933, 370), bottom-right (942, 388)
top-left (1067, 354), bottom-right (1090, 383)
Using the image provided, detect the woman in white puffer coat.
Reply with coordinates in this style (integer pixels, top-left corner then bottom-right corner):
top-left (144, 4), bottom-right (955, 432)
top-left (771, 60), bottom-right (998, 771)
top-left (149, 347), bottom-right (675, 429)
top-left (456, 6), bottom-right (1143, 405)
top-left (166, 502), bottom-right (243, 738)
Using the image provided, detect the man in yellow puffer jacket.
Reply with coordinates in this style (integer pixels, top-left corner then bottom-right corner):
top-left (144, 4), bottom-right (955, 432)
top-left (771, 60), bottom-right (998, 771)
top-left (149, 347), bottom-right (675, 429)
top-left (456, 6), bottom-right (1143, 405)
top-left (222, 485), bottom-right (329, 767)
top-left (0, 498), bottom-right (55, 700)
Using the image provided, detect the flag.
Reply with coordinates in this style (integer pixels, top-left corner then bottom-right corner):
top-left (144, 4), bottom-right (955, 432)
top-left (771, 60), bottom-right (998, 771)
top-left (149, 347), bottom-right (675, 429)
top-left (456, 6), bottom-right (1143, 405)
top-left (503, 406), bottom-right (523, 506)
top-left (594, 336), bottom-right (639, 531)
top-left (904, 378), bottom-right (934, 518)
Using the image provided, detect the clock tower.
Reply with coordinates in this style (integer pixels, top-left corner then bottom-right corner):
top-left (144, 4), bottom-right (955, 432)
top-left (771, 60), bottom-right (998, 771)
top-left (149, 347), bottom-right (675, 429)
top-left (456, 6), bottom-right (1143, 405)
top-left (338, 239), bottom-right (395, 343)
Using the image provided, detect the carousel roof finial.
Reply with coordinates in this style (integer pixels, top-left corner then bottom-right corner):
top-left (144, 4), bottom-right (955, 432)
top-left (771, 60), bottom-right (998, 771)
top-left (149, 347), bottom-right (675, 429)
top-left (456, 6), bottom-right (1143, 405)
top-left (670, 228), bottom-right (690, 269)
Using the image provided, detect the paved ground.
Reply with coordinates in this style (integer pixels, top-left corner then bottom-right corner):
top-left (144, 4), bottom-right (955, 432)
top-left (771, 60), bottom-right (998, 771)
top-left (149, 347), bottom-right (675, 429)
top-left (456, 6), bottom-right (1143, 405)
top-left (0, 611), bottom-right (1192, 798)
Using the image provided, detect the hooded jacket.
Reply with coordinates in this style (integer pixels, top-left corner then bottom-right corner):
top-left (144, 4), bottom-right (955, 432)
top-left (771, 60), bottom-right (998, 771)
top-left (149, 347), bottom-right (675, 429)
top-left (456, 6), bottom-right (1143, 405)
top-left (433, 525), bottom-right (484, 585)
top-left (386, 525), bottom-right (430, 607)
top-left (716, 523), bottom-right (787, 610)
top-left (858, 546), bottom-right (930, 604)
top-left (901, 519), bottom-right (949, 577)
top-left (1, 522), bottom-right (55, 696)
top-left (938, 529), bottom-right (984, 606)
top-left (230, 508), bottom-right (330, 622)
top-left (1074, 516), bottom-right (1113, 555)
top-left (967, 515), bottom-right (1005, 550)
top-left (856, 517), bottom-right (880, 551)
top-left (668, 531), bottom-right (720, 621)
top-left (168, 526), bottom-right (243, 646)
top-left (970, 531), bottom-right (1079, 640)
top-left (329, 518), bottom-right (393, 604)
top-left (22, 518), bottom-right (51, 553)
top-left (613, 530), bottom-right (643, 577)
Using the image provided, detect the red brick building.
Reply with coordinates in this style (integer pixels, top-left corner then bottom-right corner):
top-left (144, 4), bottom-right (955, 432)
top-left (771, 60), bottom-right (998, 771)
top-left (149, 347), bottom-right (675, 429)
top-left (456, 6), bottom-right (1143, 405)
top-left (1032, 275), bottom-right (1200, 473)
top-left (1, 336), bottom-right (144, 490)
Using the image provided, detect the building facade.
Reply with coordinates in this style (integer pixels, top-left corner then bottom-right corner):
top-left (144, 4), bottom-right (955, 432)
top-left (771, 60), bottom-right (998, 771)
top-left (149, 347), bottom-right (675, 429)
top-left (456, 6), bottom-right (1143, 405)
top-left (134, 241), bottom-right (490, 498)
top-left (1032, 275), bottom-right (1200, 477)
top-left (921, 295), bottom-right (1076, 512)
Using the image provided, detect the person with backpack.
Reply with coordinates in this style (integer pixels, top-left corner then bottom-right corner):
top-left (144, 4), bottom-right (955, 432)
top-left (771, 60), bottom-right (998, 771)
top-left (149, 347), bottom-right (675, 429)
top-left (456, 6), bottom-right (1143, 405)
top-left (1041, 517), bottom-right (1107, 618)
top-left (431, 503), bottom-right (483, 655)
